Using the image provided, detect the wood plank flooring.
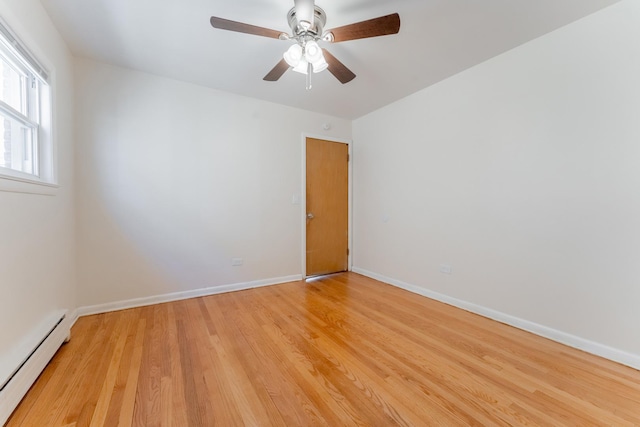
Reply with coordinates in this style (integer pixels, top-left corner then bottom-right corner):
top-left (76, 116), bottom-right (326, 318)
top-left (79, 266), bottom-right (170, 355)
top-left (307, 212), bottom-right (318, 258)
top-left (7, 272), bottom-right (640, 426)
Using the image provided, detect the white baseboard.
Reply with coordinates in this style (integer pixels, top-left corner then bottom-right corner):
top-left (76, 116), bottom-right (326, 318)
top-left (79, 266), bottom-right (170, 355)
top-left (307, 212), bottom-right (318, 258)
top-left (0, 311), bottom-right (72, 426)
top-left (352, 267), bottom-right (640, 371)
top-left (76, 275), bottom-right (304, 317)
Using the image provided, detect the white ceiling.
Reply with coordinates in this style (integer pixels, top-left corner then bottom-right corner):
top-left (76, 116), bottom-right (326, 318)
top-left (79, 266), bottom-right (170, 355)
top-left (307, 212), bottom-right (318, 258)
top-left (41, 0), bottom-right (618, 119)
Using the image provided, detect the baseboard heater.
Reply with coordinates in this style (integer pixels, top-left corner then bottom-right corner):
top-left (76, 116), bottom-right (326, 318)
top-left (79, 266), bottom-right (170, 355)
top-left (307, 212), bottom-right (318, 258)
top-left (0, 311), bottom-right (71, 426)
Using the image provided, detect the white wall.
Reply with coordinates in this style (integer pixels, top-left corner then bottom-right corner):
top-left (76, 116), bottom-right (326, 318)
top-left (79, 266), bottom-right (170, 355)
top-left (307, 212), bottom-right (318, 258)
top-left (75, 58), bottom-right (351, 307)
top-left (353, 0), bottom-right (640, 360)
top-left (0, 0), bottom-right (75, 384)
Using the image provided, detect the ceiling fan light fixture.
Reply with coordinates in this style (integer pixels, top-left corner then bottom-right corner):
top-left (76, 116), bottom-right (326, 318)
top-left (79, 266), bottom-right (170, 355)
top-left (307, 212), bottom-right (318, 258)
top-left (292, 58), bottom-right (310, 74)
top-left (283, 43), bottom-right (303, 67)
top-left (285, 41), bottom-right (327, 75)
top-left (303, 40), bottom-right (327, 73)
top-left (312, 56), bottom-right (328, 73)
top-left (304, 41), bottom-right (322, 63)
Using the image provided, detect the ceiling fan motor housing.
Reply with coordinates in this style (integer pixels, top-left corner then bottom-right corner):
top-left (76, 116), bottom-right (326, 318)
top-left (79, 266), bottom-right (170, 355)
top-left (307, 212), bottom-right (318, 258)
top-left (287, 6), bottom-right (327, 41)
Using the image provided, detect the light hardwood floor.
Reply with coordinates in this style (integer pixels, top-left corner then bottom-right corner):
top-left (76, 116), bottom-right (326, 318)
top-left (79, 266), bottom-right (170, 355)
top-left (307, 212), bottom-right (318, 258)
top-left (7, 272), bottom-right (640, 426)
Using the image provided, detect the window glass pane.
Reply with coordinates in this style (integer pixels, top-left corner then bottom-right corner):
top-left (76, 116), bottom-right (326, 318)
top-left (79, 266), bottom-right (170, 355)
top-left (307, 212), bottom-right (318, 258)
top-left (0, 21), bottom-right (49, 184)
top-left (0, 55), bottom-right (25, 114)
top-left (0, 110), bottom-right (36, 175)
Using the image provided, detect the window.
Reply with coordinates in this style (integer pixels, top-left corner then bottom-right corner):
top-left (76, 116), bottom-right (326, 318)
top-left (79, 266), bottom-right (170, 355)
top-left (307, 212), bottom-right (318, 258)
top-left (0, 19), bottom-right (52, 185)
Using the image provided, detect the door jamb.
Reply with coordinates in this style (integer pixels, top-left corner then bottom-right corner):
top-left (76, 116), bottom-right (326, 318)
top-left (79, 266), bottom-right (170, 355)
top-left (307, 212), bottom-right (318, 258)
top-left (301, 133), bottom-right (353, 278)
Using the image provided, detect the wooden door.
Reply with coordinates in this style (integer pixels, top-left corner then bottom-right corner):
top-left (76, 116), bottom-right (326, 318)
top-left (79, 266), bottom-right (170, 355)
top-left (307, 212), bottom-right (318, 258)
top-left (306, 138), bottom-right (349, 277)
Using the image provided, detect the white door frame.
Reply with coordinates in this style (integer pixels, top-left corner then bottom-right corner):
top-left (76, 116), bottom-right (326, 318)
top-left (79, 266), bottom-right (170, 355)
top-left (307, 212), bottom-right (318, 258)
top-left (301, 133), bottom-right (353, 278)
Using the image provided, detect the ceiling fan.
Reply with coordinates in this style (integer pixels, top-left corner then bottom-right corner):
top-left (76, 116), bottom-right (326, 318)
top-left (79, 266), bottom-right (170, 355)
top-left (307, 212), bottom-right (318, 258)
top-left (210, 0), bottom-right (400, 88)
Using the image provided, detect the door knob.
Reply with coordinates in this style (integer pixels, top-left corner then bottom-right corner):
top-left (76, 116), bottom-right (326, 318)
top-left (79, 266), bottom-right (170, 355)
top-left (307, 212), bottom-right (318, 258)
top-left (307, 213), bottom-right (314, 219)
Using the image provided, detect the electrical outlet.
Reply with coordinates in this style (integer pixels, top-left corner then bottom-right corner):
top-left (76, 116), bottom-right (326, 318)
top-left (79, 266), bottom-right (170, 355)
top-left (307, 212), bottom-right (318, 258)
top-left (232, 258), bottom-right (244, 266)
top-left (439, 264), bottom-right (452, 275)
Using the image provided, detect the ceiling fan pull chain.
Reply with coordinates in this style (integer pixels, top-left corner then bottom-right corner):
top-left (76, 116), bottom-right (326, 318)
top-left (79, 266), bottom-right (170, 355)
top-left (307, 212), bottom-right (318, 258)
top-left (306, 61), bottom-right (312, 90)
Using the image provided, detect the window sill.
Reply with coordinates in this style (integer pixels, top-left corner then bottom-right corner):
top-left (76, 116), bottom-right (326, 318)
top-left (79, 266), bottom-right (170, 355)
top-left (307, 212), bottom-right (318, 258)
top-left (0, 173), bottom-right (58, 195)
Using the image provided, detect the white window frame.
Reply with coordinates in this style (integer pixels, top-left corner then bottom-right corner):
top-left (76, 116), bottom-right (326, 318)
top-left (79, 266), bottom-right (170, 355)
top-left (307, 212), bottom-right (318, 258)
top-left (0, 18), bottom-right (55, 193)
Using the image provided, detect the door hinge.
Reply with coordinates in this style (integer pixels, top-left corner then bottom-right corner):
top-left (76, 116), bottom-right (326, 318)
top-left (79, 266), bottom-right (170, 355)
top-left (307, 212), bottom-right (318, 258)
top-left (347, 154), bottom-right (350, 162)
top-left (347, 248), bottom-right (350, 256)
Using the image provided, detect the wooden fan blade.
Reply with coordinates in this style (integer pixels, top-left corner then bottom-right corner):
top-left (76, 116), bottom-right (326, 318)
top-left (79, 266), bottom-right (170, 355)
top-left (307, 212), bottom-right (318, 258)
top-left (210, 16), bottom-right (284, 39)
top-left (326, 13), bottom-right (400, 43)
top-left (263, 59), bottom-right (290, 81)
top-left (322, 49), bottom-right (356, 84)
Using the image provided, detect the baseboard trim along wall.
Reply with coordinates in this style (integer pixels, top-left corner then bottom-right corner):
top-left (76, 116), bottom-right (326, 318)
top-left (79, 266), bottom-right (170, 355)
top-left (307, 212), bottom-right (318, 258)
top-left (352, 267), bottom-right (640, 371)
top-left (76, 275), bottom-right (304, 317)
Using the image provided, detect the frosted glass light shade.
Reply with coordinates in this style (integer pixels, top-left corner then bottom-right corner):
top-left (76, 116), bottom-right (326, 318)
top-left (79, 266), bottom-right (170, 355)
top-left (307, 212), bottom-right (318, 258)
top-left (292, 59), bottom-right (309, 74)
top-left (312, 56), bottom-right (328, 73)
top-left (304, 41), bottom-right (323, 63)
top-left (284, 41), bottom-right (328, 76)
top-left (283, 44), bottom-right (303, 67)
